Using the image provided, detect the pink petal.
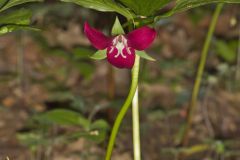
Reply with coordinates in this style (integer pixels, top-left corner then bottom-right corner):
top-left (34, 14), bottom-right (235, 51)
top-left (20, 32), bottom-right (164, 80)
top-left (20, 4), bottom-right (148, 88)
top-left (84, 22), bottom-right (112, 50)
top-left (127, 26), bottom-right (156, 50)
top-left (107, 47), bottom-right (135, 69)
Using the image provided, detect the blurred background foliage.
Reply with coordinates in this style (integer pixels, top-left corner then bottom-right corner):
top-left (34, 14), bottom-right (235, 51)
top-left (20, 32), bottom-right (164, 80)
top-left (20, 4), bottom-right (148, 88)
top-left (0, 0), bottom-right (240, 160)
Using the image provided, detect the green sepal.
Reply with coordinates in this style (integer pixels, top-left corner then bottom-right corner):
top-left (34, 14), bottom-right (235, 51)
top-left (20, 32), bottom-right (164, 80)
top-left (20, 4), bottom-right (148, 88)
top-left (90, 49), bottom-right (107, 60)
top-left (135, 50), bottom-right (156, 61)
top-left (111, 16), bottom-right (125, 36)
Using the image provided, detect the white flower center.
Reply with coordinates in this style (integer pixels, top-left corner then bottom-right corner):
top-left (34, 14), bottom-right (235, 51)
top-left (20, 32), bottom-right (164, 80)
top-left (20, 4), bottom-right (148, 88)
top-left (109, 35), bottom-right (132, 59)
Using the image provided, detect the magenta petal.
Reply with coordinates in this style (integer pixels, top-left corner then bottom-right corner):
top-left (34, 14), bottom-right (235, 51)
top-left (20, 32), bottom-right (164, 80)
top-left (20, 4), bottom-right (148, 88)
top-left (84, 22), bottom-right (112, 50)
top-left (123, 48), bottom-right (135, 68)
top-left (127, 26), bottom-right (156, 50)
top-left (107, 47), bottom-right (135, 69)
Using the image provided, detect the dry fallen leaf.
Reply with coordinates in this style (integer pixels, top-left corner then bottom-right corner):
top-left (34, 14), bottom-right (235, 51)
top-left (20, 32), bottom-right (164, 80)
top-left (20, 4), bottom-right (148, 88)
top-left (2, 97), bottom-right (16, 108)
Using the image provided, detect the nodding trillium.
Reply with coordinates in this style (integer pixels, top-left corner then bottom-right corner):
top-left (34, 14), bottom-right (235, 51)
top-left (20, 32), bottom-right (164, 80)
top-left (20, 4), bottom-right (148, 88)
top-left (84, 22), bottom-right (156, 69)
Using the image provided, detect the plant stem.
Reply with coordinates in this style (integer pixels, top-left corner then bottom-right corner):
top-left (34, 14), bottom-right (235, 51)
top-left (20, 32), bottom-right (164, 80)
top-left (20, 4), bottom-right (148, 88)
top-left (235, 24), bottom-right (240, 86)
top-left (132, 83), bottom-right (141, 160)
top-left (105, 55), bottom-right (140, 160)
top-left (181, 3), bottom-right (223, 146)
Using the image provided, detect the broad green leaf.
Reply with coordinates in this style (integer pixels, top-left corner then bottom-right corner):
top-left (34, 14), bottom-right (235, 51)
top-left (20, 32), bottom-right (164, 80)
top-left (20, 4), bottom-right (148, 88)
top-left (85, 130), bottom-right (107, 143)
top-left (111, 16), bottom-right (125, 36)
top-left (68, 130), bottom-right (107, 143)
top-left (0, 0), bottom-right (43, 12)
top-left (135, 50), bottom-right (156, 61)
top-left (118, 0), bottom-right (172, 16)
top-left (60, 0), bottom-right (133, 19)
top-left (0, 0), bottom-right (8, 9)
top-left (0, 9), bottom-right (38, 35)
top-left (65, 120), bottom-right (109, 143)
top-left (0, 9), bottom-right (31, 24)
top-left (157, 0), bottom-right (240, 20)
top-left (171, 0), bottom-right (240, 14)
top-left (35, 109), bottom-right (90, 129)
top-left (215, 40), bottom-right (236, 62)
top-left (90, 49), bottom-right (107, 60)
top-left (87, 119), bottom-right (109, 142)
top-left (90, 119), bottom-right (110, 130)
top-left (0, 25), bottom-right (38, 35)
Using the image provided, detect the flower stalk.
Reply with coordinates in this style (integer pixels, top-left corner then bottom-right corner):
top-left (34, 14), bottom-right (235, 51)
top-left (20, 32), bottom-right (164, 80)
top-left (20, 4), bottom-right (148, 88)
top-left (105, 55), bottom-right (140, 160)
top-left (180, 3), bottom-right (224, 146)
top-left (132, 84), bottom-right (141, 160)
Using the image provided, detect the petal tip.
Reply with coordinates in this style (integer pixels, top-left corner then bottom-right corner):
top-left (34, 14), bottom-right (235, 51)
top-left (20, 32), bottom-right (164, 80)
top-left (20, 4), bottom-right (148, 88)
top-left (83, 22), bottom-right (90, 34)
top-left (127, 26), bottom-right (157, 50)
top-left (83, 22), bottom-right (111, 50)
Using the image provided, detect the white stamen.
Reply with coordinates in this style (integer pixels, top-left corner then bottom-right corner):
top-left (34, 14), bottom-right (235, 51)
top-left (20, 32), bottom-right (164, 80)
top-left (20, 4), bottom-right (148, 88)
top-left (126, 47), bottom-right (132, 55)
top-left (109, 35), bottom-right (131, 59)
top-left (109, 46), bottom-right (114, 53)
top-left (114, 41), bottom-right (127, 58)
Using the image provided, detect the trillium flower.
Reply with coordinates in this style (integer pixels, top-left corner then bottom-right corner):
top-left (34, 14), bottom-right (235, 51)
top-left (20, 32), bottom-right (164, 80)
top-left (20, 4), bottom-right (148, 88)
top-left (84, 22), bottom-right (156, 69)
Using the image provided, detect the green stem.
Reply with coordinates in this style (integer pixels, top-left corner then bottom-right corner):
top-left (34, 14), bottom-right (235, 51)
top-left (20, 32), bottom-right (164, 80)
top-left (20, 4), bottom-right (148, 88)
top-left (132, 84), bottom-right (141, 160)
top-left (181, 3), bottom-right (223, 146)
top-left (105, 55), bottom-right (140, 160)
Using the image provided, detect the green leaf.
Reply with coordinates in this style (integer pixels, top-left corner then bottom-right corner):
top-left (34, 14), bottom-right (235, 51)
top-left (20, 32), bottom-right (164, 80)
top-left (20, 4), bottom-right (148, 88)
top-left (135, 50), bottom-right (156, 61)
top-left (90, 49), bottom-right (107, 60)
top-left (90, 119), bottom-right (110, 130)
top-left (158, 0), bottom-right (240, 19)
top-left (118, 0), bottom-right (172, 16)
top-left (66, 120), bottom-right (109, 143)
top-left (0, 25), bottom-right (38, 35)
top-left (60, 0), bottom-right (133, 19)
top-left (170, 0), bottom-right (240, 14)
top-left (35, 109), bottom-right (90, 129)
top-left (0, 9), bottom-right (37, 35)
top-left (111, 16), bottom-right (125, 36)
top-left (85, 130), bottom-right (107, 143)
top-left (0, 9), bottom-right (31, 25)
top-left (215, 40), bottom-right (236, 62)
top-left (0, 0), bottom-right (8, 9)
top-left (68, 130), bottom-right (107, 143)
top-left (0, 0), bottom-right (43, 12)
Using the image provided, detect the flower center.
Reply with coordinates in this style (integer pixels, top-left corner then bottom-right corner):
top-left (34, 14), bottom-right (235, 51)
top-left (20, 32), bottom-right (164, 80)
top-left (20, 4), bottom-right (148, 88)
top-left (109, 35), bottom-right (132, 59)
